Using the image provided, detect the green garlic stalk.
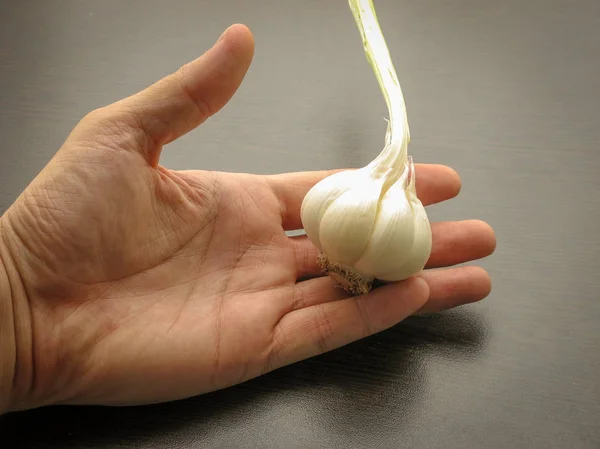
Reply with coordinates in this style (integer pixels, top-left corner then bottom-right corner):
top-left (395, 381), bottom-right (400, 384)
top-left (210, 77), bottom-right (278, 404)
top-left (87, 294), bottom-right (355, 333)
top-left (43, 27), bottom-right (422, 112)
top-left (299, 0), bottom-right (432, 295)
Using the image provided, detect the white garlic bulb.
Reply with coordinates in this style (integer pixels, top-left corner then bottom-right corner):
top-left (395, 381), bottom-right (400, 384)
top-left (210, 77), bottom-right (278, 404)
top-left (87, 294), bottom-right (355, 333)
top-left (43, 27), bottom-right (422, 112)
top-left (299, 0), bottom-right (432, 294)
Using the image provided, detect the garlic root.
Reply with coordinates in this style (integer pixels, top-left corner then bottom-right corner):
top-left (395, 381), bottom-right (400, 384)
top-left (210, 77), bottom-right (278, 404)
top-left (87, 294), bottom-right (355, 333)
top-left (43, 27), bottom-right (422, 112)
top-left (317, 253), bottom-right (374, 295)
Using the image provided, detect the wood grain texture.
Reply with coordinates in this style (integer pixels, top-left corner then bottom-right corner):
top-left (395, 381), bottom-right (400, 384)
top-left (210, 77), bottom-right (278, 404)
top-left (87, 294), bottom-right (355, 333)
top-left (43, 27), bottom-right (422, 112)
top-left (1, 0), bottom-right (599, 447)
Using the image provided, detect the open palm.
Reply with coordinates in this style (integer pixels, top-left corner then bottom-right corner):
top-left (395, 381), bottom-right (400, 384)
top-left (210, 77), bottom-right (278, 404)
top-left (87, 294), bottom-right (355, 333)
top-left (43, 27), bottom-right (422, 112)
top-left (1, 25), bottom-right (495, 412)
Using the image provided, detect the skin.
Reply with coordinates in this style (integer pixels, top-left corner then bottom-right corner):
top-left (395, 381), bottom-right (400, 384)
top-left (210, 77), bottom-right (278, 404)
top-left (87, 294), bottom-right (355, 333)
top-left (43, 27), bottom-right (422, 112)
top-left (0, 24), bottom-right (496, 414)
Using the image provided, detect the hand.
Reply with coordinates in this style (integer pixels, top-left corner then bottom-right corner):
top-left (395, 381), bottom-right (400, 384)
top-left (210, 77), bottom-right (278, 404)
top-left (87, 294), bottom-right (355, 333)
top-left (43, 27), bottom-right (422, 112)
top-left (0, 24), bottom-right (495, 413)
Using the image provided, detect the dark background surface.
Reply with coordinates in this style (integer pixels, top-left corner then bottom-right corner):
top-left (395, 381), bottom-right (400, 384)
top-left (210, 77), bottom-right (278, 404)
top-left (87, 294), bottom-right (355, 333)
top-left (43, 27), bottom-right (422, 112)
top-left (1, 0), bottom-right (599, 447)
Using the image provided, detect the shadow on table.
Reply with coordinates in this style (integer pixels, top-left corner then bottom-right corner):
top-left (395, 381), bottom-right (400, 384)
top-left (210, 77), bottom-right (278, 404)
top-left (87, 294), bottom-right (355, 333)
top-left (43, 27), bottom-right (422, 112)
top-left (0, 307), bottom-right (489, 448)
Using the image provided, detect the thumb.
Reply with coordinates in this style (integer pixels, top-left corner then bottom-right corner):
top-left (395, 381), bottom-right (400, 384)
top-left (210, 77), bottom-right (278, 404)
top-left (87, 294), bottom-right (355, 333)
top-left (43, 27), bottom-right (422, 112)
top-left (83, 24), bottom-right (255, 167)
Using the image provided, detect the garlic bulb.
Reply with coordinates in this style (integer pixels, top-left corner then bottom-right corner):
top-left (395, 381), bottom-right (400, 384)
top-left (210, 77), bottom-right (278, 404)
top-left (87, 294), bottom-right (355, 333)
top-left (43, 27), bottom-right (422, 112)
top-left (299, 0), bottom-right (432, 294)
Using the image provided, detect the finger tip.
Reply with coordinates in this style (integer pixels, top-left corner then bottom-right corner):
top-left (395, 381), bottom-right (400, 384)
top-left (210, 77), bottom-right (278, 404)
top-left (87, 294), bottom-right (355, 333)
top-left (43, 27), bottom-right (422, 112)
top-left (414, 163), bottom-right (462, 204)
top-left (473, 266), bottom-right (493, 299)
top-left (474, 219), bottom-right (497, 256)
top-left (230, 23), bottom-right (255, 42)
top-left (444, 165), bottom-right (462, 197)
top-left (462, 265), bottom-right (493, 303)
top-left (220, 23), bottom-right (255, 58)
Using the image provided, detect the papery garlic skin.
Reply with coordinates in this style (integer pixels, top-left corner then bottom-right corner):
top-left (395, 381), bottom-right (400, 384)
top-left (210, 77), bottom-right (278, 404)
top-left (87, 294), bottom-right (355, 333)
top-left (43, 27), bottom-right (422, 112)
top-left (299, 0), bottom-right (432, 294)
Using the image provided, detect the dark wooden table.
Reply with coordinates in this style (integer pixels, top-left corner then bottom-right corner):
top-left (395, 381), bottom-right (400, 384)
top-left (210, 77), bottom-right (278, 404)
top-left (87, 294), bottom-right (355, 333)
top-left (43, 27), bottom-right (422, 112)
top-left (1, 1), bottom-right (599, 447)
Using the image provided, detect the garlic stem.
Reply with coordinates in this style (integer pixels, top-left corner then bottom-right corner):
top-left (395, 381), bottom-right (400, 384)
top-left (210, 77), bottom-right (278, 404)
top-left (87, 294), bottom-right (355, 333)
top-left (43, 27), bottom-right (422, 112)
top-left (348, 0), bottom-right (409, 174)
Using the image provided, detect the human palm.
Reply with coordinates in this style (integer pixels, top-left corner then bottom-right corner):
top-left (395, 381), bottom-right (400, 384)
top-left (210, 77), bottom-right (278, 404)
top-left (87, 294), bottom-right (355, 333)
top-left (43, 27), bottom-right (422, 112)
top-left (0, 25), bottom-right (495, 412)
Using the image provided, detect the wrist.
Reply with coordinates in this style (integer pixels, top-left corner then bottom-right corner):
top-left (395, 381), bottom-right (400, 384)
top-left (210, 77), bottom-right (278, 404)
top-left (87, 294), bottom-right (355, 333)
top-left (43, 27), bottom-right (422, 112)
top-left (0, 219), bottom-right (17, 414)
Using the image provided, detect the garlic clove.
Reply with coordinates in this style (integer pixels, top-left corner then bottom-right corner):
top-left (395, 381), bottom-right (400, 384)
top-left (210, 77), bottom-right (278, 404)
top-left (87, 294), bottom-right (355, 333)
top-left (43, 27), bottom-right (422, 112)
top-left (379, 204), bottom-right (431, 281)
top-left (300, 169), bottom-right (360, 251)
top-left (317, 173), bottom-right (386, 265)
top-left (375, 158), bottom-right (432, 281)
top-left (352, 171), bottom-right (416, 279)
top-left (375, 208), bottom-right (431, 281)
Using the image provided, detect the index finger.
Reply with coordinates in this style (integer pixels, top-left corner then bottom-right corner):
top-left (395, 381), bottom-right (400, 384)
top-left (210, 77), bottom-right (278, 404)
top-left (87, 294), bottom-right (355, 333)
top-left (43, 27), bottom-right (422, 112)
top-left (266, 164), bottom-right (462, 230)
